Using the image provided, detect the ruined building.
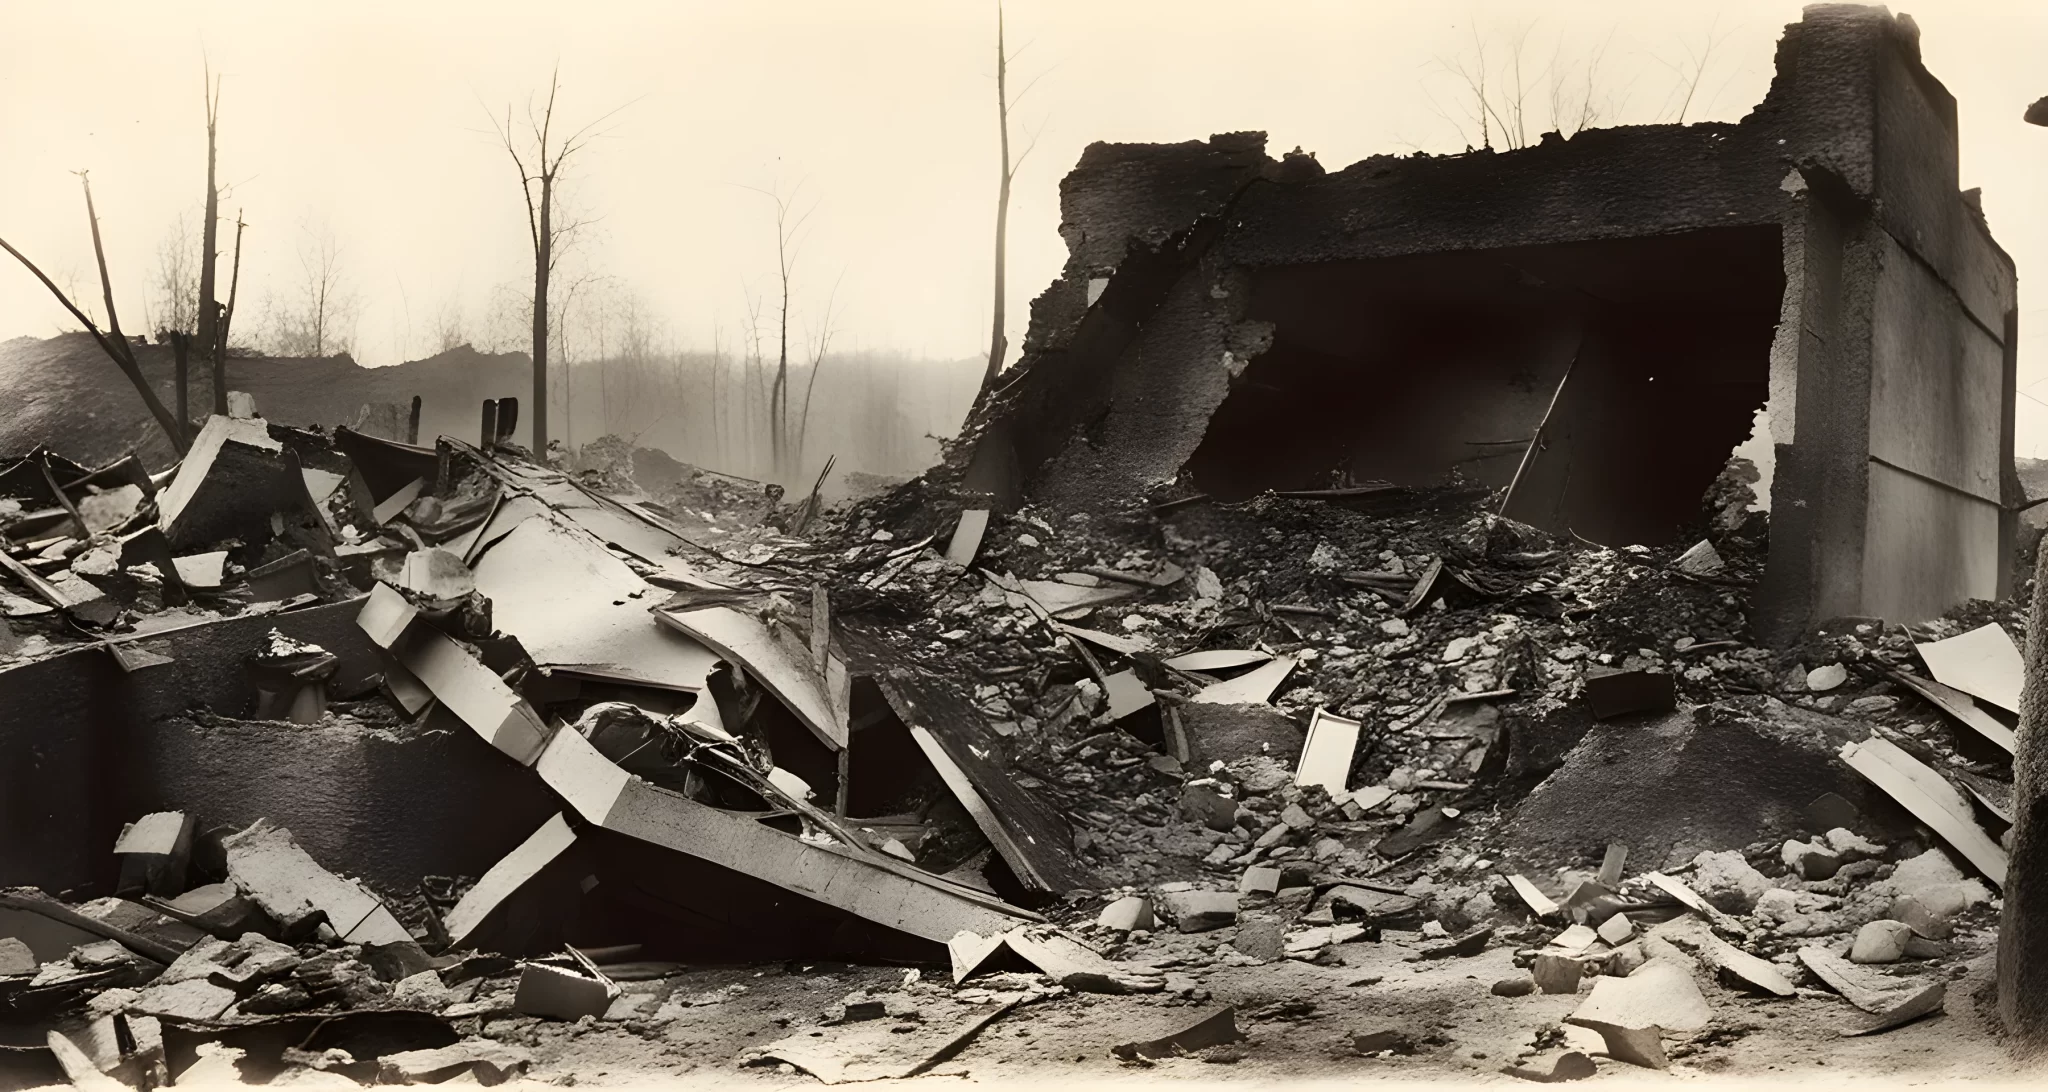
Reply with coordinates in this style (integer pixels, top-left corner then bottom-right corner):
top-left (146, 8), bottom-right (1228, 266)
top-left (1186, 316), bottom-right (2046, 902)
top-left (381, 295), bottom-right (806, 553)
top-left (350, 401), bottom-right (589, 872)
top-left (954, 4), bottom-right (2019, 643)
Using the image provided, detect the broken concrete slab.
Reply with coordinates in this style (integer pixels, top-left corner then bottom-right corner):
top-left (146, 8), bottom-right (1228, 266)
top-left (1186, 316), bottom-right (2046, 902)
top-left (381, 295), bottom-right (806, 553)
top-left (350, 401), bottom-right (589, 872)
top-left (1413, 925), bottom-right (1493, 960)
top-left (1162, 649), bottom-right (1271, 673)
top-left (826, 621), bottom-right (1095, 895)
top-left (1001, 928), bottom-right (1165, 993)
top-left (1238, 867), bottom-right (1281, 897)
top-left (1839, 735), bottom-right (2006, 886)
top-left (381, 613), bottom-right (552, 766)
top-left (1566, 960), bottom-right (1710, 1033)
top-left (395, 548), bottom-right (475, 601)
top-left (1015, 577), bottom-right (1138, 619)
top-left (1326, 885), bottom-right (1424, 928)
top-left (1838, 980), bottom-right (1946, 1036)
top-left (1596, 913), bottom-right (1635, 946)
top-left (1173, 701), bottom-right (1301, 768)
top-left (70, 1011), bottom-right (167, 1089)
top-left (512, 960), bottom-right (616, 1020)
top-left (1112, 1007), bottom-right (1244, 1061)
top-left (1887, 669), bottom-right (2014, 754)
top-left (1533, 954), bottom-right (1585, 994)
top-left (1507, 874), bottom-right (1560, 919)
top-left (1797, 946), bottom-right (1942, 1015)
top-left (372, 478), bottom-right (425, 526)
top-left (1914, 622), bottom-right (2022, 714)
top-left (155, 883), bottom-right (272, 940)
top-left (248, 550), bottom-right (319, 603)
top-left (1192, 655), bottom-right (1296, 705)
top-left (112, 811), bottom-right (194, 898)
top-left (1097, 896), bottom-right (1154, 933)
top-left (171, 551), bottom-right (228, 590)
top-left (534, 723), bottom-right (1034, 945)
top-left (1055, 622), bottom-right (1151, 657)
top-left (376, 1040), bottom-right (532, 1085)
top-left (156, 417), bottom-right (309, 550)
top-left (1566, 1018), bottom-right (1668, 1069)
top-left (1157, 889), bottom-right (1238, 933)
top-left (655, 601), bottom-right (846, 748)
top-left (1295, 707), bottom-right (1360, 799)
top-left (45, 1030), bottom-right (126, 1092)
top-left (1651, 914), bottom-right (1791, 996)
top-left (943, 509), bottom-right (990, 567)
top-left (1673, 540), bottom-right (1725, 577)
top-left (443, 813), bottom-right (580, 951)
top-left (221, 820), bottom-right (410, 945)
top-left (1503, 1050), bottom-right (1596, 1082)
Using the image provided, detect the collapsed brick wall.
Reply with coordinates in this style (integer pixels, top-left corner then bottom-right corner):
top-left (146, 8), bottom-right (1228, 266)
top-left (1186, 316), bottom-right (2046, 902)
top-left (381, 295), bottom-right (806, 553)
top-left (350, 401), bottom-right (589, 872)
top-left (952, 3), bottom-right (2018, 640)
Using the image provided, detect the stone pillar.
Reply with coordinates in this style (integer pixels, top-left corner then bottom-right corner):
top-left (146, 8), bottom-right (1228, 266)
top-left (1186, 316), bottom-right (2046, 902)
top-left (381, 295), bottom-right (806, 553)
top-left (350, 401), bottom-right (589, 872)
top-left (2002, 543), bottom-right (2048, 1049)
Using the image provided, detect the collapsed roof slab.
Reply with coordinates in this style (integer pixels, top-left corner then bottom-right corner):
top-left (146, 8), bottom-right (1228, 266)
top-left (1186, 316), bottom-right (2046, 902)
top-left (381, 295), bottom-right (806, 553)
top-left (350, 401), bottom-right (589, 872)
top-left (372, 581), bottom-right (1042, 945)
top-left (533, 725), bottom-right (1035, 945)
top-left (952, 4), bottom-right (2018, 642)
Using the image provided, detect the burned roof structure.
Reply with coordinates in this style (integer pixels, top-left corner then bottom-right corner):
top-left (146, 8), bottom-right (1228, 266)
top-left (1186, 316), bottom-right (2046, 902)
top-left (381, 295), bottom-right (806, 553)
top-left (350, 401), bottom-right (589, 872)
top-left (952, 4), bottom-right (2019, 644)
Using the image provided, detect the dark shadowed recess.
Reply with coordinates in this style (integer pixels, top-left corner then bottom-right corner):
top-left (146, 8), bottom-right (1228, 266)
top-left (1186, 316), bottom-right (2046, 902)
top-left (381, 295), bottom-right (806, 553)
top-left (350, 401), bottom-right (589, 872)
top-left (1186, 225), bottom-right (1784, 547)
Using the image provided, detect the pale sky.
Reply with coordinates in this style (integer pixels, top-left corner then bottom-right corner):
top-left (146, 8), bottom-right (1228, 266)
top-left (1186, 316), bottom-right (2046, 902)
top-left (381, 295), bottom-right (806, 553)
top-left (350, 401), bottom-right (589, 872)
top-left (4, 1), bottom-right (2045, 449)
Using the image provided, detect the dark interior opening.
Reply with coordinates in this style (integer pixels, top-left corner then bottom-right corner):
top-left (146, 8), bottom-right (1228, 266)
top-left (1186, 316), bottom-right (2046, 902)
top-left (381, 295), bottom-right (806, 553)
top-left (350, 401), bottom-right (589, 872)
top-left (755, 692), bottom-right (842, 804)
top-left (845, 678), bottom-right (944, 819)
top-left (1185, 225), bottom-right (1784, 546)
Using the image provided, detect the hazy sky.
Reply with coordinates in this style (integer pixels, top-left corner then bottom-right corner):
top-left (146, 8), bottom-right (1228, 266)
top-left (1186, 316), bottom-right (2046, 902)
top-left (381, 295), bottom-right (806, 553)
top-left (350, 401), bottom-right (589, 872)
top-left (4, 1), bottom-right (2045, 447)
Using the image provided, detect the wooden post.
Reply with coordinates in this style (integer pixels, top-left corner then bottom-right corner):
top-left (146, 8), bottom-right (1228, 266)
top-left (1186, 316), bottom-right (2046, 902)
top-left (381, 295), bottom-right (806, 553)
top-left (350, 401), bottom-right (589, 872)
top-left (407, 395), bottom-right (422, 445)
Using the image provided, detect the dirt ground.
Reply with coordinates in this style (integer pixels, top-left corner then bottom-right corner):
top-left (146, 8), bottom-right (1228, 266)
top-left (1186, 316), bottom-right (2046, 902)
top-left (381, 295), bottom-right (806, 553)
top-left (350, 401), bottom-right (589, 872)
top-left (255, 920), bottom-right (2027, 1092)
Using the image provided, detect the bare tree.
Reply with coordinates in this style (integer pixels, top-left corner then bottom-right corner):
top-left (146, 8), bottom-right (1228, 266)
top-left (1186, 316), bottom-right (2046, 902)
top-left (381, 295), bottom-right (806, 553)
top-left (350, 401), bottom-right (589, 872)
top-left (794, 274), bottom-right (843, 474)
top-left (983, 1), bottom-right (1045, 384)
top-left (196, 63), bottom-right (224, 393)
top-left (432, 295), bottom-right (467, 353)
top-left (740, 182), bottom-right (816, 479)
top-left (1433, 25), bottom-right (1496, 150)
top-left (151, 211), bottom-right (201, 338)
top-left (213, 210), bottom-right (244, 395)
top-left (1546, 29), bottom-right (1618, 137)
top-left (488, 68), bottom-right (628, 456)
top-left (265, 218), bottom-right (355, 357)
top-left (1431, 23), bottom-right (1634, 151)
top-left (1654, 17), bottom-right (1735, 124)
top-left (551, 270), bottom-right (606, 450)
top-left (0, 173), bottom-right (186, 451)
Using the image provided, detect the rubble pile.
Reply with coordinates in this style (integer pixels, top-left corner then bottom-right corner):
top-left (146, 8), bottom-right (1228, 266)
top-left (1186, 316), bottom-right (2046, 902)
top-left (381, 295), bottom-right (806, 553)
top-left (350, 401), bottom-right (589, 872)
top-left (782, 463), bottom-right (1783, 890)
top-left (0, 407), bottom-right (2028, 1085)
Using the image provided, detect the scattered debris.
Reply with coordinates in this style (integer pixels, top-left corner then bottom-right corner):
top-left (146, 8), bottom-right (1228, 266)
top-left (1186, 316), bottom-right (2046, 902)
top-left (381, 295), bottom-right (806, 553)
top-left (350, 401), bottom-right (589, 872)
top-left (1113, 1007), bottom-right (1245, 1061)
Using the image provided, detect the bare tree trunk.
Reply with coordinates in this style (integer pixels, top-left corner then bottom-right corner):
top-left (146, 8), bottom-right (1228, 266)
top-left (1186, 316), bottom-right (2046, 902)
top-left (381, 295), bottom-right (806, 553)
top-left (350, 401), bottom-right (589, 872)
top-left (533, 172), bottom-right (552, 455)
top-left (213, 212), bottom-right (243, 407)
top-left (491, 73), bottom-right (618, 461)
top-left (984, 2), bottom-right (1012, 385)
top-left (0, 175), bottom-right (186, 452)
top-left (197, 67), bottom-right (222, 404)
top-left (171, 332), bottom-right (191, 443)
top-left (773, 226), bottom-right (790, 478)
